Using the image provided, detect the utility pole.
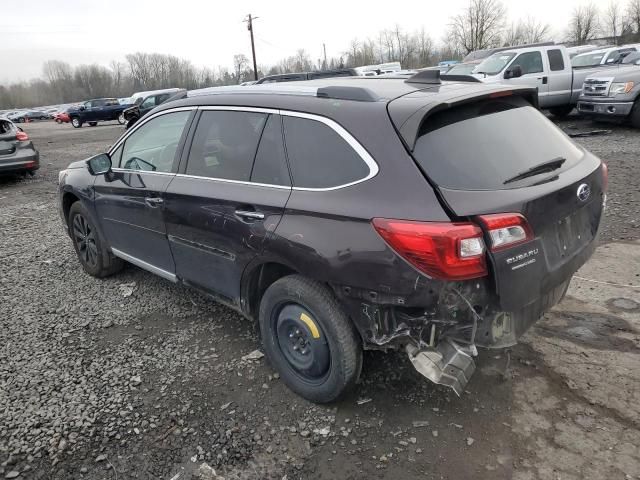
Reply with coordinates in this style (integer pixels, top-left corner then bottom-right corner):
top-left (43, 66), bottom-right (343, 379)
top-left (244, 14), bottom-right (259, 81)
top-left (323, 43), bottom-right (327, 69)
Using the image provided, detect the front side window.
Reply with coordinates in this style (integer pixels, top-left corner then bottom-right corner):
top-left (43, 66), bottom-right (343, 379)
top-left (283, 116), bottom-right (369, 189)
top-left (511, 52), bottom-right (543, 75)
top-left (120, 111), bottom-right (190, 172)
top-left (185, 110), bottom-right (267, 181)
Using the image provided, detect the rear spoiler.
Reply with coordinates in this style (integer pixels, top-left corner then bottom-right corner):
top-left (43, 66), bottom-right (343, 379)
top-left (388, 85), bottom-right (539, 151)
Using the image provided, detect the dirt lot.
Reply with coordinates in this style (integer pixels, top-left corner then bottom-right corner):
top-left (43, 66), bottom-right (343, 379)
top-left (0, 118), bottom-right (638, 480)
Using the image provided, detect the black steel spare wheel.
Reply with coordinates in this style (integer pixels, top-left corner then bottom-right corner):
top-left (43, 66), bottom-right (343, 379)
top-left (275, 304), bottom-right (330, 382)
top-left (259, 275), bottom-right (362, 403)
top-left (72, 213), bottom-right (98, 268)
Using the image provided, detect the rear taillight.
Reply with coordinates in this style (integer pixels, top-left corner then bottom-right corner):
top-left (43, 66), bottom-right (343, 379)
top-left (601, 162), bottom-right (608, 192)
top-left (476, 213), bottom-right (533, 252)
top-left (372, 218), bottom-right (487, 280)
top-left (16, 131), bottom-right (29, 141)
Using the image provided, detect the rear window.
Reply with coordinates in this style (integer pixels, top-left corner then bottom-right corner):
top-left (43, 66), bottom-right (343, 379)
top-left (412, 97), bottom-right (583, 191)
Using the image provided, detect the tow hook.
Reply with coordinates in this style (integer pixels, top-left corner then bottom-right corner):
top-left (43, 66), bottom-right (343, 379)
top-left (406, 340), bottom-right (477, 396)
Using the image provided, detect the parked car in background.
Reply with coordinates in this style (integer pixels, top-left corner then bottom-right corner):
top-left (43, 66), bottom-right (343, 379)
top-left (566, 44), bottom-right (603, 59)
top-left (67, 98), bottom-right (132, 128)
top-left (256, 69), bottom-right (357, 84)
top-left (571, 44), bottom-right (640, 68)
top-left (577, 51), bottom-right (640, 127)
top-left (59, 73), bottom-right (605, 402)
top-left (129, 88), bottom-right (182, 104)
top-left (54, 108), bottom-right (72, 124)
top-left (122, 89), bottom-right (186, 129)
top-left (472, 44), bottom-right (615, 117)
top-left (8, 110), bottom-right (50, 122)
top-left (352, 62), bottom-right (402, 76)
top-left (0, 117), bottom-right (39, 175)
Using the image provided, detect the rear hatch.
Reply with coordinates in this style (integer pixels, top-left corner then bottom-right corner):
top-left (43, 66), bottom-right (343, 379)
top-left (391, 93), bottom-right (605, 310)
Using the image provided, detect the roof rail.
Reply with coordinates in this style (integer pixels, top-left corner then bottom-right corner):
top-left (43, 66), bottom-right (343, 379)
top-left (186, 84), bottom-right (380, 102)
top-left (439, 74), bottom-right (482, 83)
top-left (405, 69), bottom-right (441, 85)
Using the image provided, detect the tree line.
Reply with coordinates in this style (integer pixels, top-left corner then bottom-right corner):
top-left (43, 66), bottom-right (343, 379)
top-left (2, 0), bottom-right (640, 109)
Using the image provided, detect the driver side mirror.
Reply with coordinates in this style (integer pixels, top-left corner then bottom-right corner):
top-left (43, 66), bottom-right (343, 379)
top-left (79, 105), bottom-right (86, 111)
top-left (86, 153), bottom-right (112, 176)
top-left (504, 65), bottom-right (523, 79)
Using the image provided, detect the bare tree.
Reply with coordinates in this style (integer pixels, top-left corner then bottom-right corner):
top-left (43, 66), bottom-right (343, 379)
top-left (448, 0), bottom-right (507, 54)
top-left (567, 3), bottom-right (601, 43)
top-left (521, 16), bottom-right (552, 43)
top-left (415, 27), bottom-right (434, 67)
top-left (232, 54), bottom-right (249, 83)
top-left (628, 0), bottom-right (640, 32)
top-left (604, 1), bottom-right (623, 40)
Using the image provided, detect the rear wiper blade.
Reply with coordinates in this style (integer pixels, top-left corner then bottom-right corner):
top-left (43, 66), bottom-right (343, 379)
top-left (503, 157), bottom-right (566, 185)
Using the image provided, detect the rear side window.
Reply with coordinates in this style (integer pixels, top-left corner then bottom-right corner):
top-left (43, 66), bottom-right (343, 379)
top-left (186, 110), bottom-right (267, 181)
top-left (251, 115), bottom-right (290, 186)
top-left (283, 116), bottom-right (369, 189)
top-left (412, 97), bottom-right (583, 190)
top-left (547, 49), bottom-right (564, 71)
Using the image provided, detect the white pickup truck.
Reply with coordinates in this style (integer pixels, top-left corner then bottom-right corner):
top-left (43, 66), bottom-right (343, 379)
top-left (470, 44), bottom-right (615, 117)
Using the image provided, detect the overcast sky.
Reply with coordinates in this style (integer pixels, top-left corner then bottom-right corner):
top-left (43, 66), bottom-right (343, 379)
top-left (1, 0), bottom-right (587, 83)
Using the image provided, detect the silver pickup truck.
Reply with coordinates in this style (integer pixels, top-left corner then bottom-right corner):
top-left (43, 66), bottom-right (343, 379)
top-left (471, 44), bottom-right (623, 117)
top-left (577, 52), bottom-right (640, 127)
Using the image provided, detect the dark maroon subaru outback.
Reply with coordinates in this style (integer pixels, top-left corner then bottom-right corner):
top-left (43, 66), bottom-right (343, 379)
top-left (58, 72), bottom-right (606, 402)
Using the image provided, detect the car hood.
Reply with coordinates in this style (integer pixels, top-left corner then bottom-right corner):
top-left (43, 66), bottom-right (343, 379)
top-left (587, 65), bottom-right (640, 82)
top-left (66, 159), bottom-right (87, 169)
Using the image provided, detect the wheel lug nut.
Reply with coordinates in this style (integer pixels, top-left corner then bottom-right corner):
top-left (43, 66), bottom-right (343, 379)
top-left (295, 329), bottom-right (301, 335)
top-left (293, 345), bottom-right (299, 351)
top-left (289, 333), bottom-right (294, 338)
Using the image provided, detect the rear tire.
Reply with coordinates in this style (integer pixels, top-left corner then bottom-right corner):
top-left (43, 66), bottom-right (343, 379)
top-left (117, 113), bottom-right (125, 125)
top-left (68, 202), bottom-right (123, 278)
top-left (549, 106), bottom-right (574, 118)
top-left (88, 121), bottom-right (98, 127)
top-left (259, 275), bottom-right (362, 403)
top-left (55, 119), bottom-right (62, 124)
top-left (71, 117), bottom-right (82, 128)
top-left (629, 99), bottom-right (640, 128)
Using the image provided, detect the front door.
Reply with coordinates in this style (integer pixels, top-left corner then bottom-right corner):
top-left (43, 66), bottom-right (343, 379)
top-left (505, 51), bottom-right (550, 107)
top-left (94, 109), bottom-right (193, 276)
top-left (164, 110), bottom-right (291, 302)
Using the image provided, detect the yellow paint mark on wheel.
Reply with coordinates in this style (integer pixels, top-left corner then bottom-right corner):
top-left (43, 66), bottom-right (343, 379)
top-left (300, 313), bottom-right (320, 339)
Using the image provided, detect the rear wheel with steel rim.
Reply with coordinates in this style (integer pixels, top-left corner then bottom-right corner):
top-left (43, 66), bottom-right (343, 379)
top-left (68, 202), bottom-right (122, 277)
top-left (71, 117), bottom-right (82, 128)
top-left (259, 275), bottom-right (362, 403)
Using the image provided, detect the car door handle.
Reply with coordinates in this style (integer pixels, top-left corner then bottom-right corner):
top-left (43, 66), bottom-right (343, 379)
top-left (144, 197), bottom-right (164, 208)
top-left (235, 209), bottom-right (265, 220)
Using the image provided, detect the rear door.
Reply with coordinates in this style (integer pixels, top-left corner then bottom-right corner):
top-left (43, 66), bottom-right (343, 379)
top-left (545, 48), bottom-right (572, 107)
top-left (94, 109), bottom-right (193, 276)
top-left (406, 96), bottom-right (604, 310)
top-left (164, 108), bottom-right (291, 302)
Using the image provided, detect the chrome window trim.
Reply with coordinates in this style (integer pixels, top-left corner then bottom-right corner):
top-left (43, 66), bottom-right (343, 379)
top-left (108, 105), bottom-right (380, 192)
top-left (111, 168), bottom-right (175, 176)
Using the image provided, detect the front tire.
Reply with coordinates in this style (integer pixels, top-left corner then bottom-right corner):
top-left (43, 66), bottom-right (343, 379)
top-left (71, 117), bottom-right (82, 128)
top-left (259, 275), bottom-right (362, 403)
top-left (549, 105), bottom-right (574, 118)
top-left (629, 99), bottom-right (640, 128)
top-left (68, 202), bottom-right (123, 278)
top-left (117, 113), bottom-right (125, 125)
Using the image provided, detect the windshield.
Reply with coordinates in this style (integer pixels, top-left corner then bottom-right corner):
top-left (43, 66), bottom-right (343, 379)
top-left (572, 52), bottom-right (606, 67)
top-left (412, 97), bottom-right (583, 190)
top-left (473, 53), bottom-right (516, 75)
top-left (447, 63), bottom-right (477, 75)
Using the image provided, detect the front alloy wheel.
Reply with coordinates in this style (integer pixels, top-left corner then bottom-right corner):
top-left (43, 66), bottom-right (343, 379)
top-left (71, 117), bottom-right (81, 128)
top-left (72, 213), bottom-right (98, 268)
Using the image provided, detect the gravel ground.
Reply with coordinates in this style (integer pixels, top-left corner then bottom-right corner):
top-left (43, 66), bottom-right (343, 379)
top-left (0, 118), bottom-right (638, 480)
